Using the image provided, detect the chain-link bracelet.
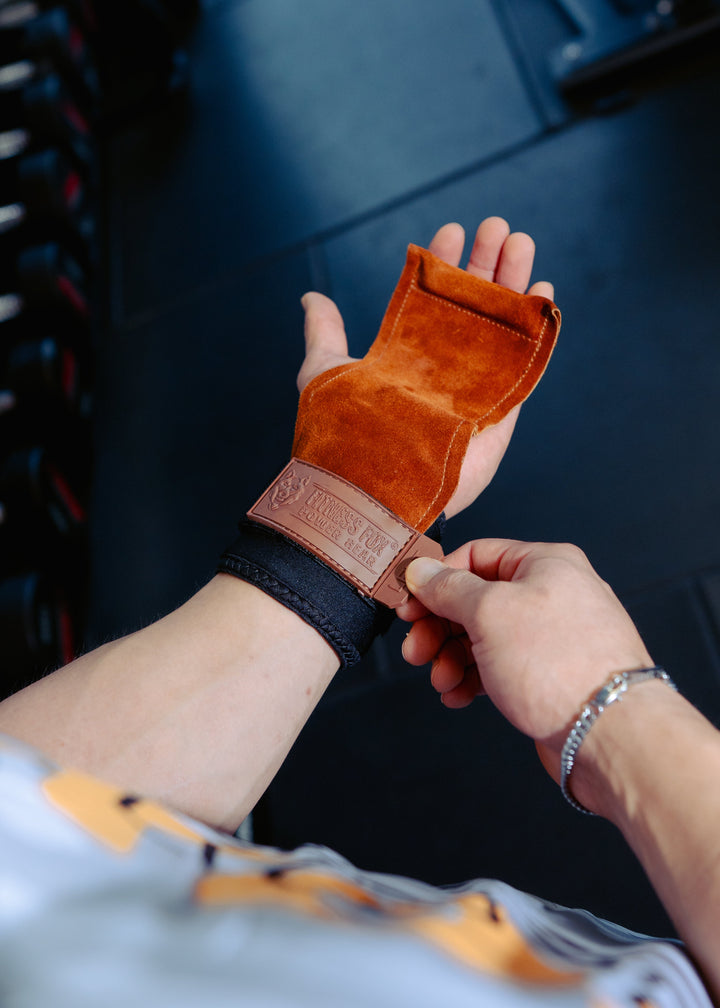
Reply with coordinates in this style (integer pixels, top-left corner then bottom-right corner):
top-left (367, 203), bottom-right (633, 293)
top-left (560, 666), bottom-right (678, 815)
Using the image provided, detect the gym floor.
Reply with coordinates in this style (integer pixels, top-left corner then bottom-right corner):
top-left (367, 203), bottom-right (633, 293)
top-left (92, 0), bottom-right (720, 937)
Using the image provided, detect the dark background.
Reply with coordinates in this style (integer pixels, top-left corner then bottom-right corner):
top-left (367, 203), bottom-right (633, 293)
top-left (92, 0), bottom-right (720, 937)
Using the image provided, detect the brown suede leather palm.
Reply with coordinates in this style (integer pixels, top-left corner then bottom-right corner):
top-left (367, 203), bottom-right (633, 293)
top-left (293, 244), bottom-right (561, 531)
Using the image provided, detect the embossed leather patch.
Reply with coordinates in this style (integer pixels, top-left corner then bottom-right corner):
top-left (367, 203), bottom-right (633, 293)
top-left (248, 459), bottom-right (443, 607)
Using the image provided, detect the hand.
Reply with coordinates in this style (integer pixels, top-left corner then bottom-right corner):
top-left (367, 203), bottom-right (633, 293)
top-left (296, 218), bottom-right (555, 519)
top-left (399, 540), bottom-right (653, 782)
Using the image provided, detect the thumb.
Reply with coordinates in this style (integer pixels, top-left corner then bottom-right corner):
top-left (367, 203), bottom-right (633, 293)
top-left (405, 556), bottom-right (485, 627)
top-left (297, 292), bottom-right (351, 392)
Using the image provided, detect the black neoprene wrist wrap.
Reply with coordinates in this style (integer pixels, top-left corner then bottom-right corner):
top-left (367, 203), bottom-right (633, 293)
top-left (218, 513), bottom-right (446, 670)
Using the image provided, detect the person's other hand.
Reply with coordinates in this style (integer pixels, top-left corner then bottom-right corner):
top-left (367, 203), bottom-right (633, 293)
top-left (296, 218), bottom-right (554, 520)
top-left (399, 540), bottom-right (653, 783)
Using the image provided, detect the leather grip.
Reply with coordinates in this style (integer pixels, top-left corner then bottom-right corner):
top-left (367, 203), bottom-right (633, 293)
top-left (293, 244), bottom-right (560, 530)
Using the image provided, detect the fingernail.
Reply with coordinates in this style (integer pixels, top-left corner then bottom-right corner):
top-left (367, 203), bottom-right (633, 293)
top-left (300, 293), bottom-right (311, 310)
top-left (406, 556), bottom-right (444, 590)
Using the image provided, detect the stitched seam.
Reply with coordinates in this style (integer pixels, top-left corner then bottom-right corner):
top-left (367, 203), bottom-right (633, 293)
top-left (240, 518), bottom-right (379, 610)
top-left (415, 310), bottom-right (550, 526)
top-left (365, 275), bottom-right (417, 368)
top-left (414, 287), bottom-right (535, 343)
top-left (304, 278), bottom-right (541, 411)
top-left (289, 460), bottom-right (414, 533)
top-left (254, 462), bottom-right (414, 581)
top-left (267, 517), bottom-right (411, 589)
top-left (303, 358), bottom-right (363, 408)
top-left (417, 421), bottom-right (466, 528)
top-left (303, 276), bottom-right (417, 407)
top-left (474, 310), bottom-right (550, 424)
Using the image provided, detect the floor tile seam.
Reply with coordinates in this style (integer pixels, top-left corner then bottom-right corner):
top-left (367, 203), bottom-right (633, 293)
top-left (195, 118), bottom-right (579, 293)
top-left (487, 0), bottom-right (561, 130)
top-left (118, 121), bottom-right (600, 330)
top-left (276, 124), bottom-right (560, 252)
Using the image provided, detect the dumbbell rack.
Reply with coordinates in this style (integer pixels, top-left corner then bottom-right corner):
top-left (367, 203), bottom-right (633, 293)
top-left (0, 0), bottom-right (98, 699)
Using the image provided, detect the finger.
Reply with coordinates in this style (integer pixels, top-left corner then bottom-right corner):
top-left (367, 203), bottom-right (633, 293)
top-left (430, 638), bottom-right (468, 693)
top-left (396, 595), bottom-right (431, 623)
top-left (301, 291), bottom-right (349, 359)
top-left (466, 217), bottom-right (511, 281)
top-left (494, 231), bottom-right (536, 293)
top-left (441, 667), bottom-right (483, 708)
top-left (297, 292), bottom-right (351, 391)
top-left (528, 280), bottom-right (555, 301)
top-left (427, 222), bottom-right (465, 267)
top-left (442, 538), bottom-right (531, 582)
top-left (442, 538), bottom-right (559, 584)
top-left (402, 614), bottom-right (449, 666)
top-left (405, 557), bottom-right (487, 629)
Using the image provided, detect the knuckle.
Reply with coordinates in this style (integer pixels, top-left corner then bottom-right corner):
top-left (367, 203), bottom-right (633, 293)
top-left (554, 542), bottom-right (589, 565)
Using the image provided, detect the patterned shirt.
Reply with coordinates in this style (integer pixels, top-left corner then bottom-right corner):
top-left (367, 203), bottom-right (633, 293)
top-left (0, 734), bottom-right (710, 1007)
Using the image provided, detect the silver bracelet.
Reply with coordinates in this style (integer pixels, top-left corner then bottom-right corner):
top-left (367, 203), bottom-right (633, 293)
top-left (560, 666), bottom-right (678, 815)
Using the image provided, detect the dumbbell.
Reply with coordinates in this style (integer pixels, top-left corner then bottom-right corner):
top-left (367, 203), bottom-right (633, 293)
top-left (3, 336), bottom-right (83, 409)
top-left (0, 445), bottom-right (87, 574)
top-left (0, 338), bottom-right (91, 476)
top-left (0, 4), bottom-right (98, 108)
top-left (0, 282), bottom-right (91, 359)
top-left (0, 144), bottom-right (89, 215)
top-left (0, 241), bottom-right (90, 325)
top-left (0, 0), bottom-right (97, 43)
top-left (0, 185), bottom-right (95, 273)
top-left (0, 67), bottom-right (94, 169)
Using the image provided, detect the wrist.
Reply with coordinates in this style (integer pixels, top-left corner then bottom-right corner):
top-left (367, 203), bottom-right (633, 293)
top-left (560, 666), bottom-right (677, 815)
top-left (218, 516), bottom-right (396, 670)
top-left (567, 680), bottom-right (698, 822)
top-left (218, 468), bottom-right (447, 669)
top-left (187, 573), bottom-right (341, 676)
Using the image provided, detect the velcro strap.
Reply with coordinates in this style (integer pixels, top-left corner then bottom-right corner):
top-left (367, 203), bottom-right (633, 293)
top-left (247, 459), bottom-right (443, 608)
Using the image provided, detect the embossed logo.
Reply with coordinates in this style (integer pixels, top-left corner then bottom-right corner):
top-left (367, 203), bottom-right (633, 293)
top-left (269, 469), bottom-right (309, 510)
top-left (248, 459), bottom-right (419, 598)
top-left (297, 485), bottom-right (400, 573)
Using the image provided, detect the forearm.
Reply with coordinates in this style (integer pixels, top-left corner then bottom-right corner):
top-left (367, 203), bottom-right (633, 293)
top-left (0, 574), bottom-right (339, 833)
top-left (573, 682), bottom-right (720, 999)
